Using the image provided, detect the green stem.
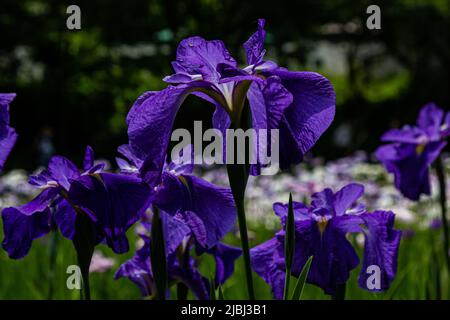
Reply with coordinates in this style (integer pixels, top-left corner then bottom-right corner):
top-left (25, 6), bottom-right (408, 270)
top-left (47, 229), bottom-right (59, 300)
top-left (332, 283), bottom-right (346, 300)
top-left (283, 269), bottom-right (291, 300)
top-left (226, 163), bottom-right (255, 300)
top-left (150, 206), bottom-right (168, 300)
top-left (73, 209), bottom-right (96, 301)
top-left (435, 156), bottom-right (450, 273)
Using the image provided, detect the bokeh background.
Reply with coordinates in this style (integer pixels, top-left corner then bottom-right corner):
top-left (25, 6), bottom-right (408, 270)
top-left (1, 0), bottom-right (450, 299)
top-left (1, 0), bottom-right (449, 169)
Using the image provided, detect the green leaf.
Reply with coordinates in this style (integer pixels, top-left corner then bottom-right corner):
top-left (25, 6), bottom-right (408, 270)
top-left (72, 208), bottom-right (96, 300)
top-left (210, 277), bottom-right (216, 300)
top-left (217, 286), bottom-right (225, 300)
top-left (150, 206), bottom-right (168, 300)
top-left (291, 256), bottom-right (313, 300)
top-left (283, 193), bottom-right (295, 299)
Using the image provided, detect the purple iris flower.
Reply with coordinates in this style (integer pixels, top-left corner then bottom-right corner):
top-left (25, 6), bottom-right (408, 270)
top-left (0, 93), bottom-right (18, 170)
top-left (250, 183), bottom-right (401, 298)
top-left (376, 103), bottom-right (450, 200)
top-left (115, 211), bottom-right (241, 299)
top-left (127, 19), bottom-right (335, 179)
top-left (1, 146), bottom-right (151, 258)
top-left (116, 144), bottom-right (236, 249)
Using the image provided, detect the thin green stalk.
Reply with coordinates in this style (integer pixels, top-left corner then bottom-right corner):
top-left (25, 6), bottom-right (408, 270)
top-left (150, 206), bottom-right (168, 300)
top-left (73, 209), bottom-right (96, 300)
top-left (332, 283), bottom-right (346, 300)
top-left (435, 156), bottom-right (450, 273)
top-left (47, 229), bottom-right (59, 300)
top-left (283, 194), bottom-right (295, 300)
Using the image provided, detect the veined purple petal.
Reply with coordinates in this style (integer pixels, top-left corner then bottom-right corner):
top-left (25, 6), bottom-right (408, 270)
top-left (69, 173), bottom-right (151, 254)
top-left (161, 210), bottom-right (191, 255)
top-left (417, 103), bottom-right (444, 140)
top-left (53, 197), bottom-right (77, 240)
top-left (0, 93), bottom-right (18, 170)
top-left (243, 19), bottom-right (266, 66)
top-left (83, 145), bottom-right (95, 171)
top-left (47, 155), bottom-right (80, 191)
top-left (173, 36), bottom-right (237, 82)
top-left (267, 69), bottom-right (336, 169)
top-left (381, 127), bottom-right (427, 144)
top-left (376, 141), bottom-right (446, 200)
top-left (1, 188), bottom-right (58, 259)
top-left (333, 183), bottom-right (364, 216)
top-left (127, 83), bottom-right (213, 186)
top-left (358, 211), bottom-right (401, 291)
top-left (208, 243), bottom-right (242, 287)
top-left (155, 173), bottom-right (236, 248)
top-left (250, 237), bottom-right (285, 300)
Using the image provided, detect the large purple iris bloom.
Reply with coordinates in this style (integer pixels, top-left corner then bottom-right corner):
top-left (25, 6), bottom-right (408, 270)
top-left (0, 93), bottom-right (18, 170)
top-left (250, 183), bottom-right (401, 298)
top-left (127, 19), bottom-right (335, 180)
top-left (1, 146), bottom-right (151, 258)
top-left (116, 144), bottom-right (236, 249)
top-left (115, 211), bottom-right (241, 299)
top-left (376, 103), bottom-right (450, 200)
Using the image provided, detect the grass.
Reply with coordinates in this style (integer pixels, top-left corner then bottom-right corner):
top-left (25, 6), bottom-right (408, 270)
top-left (0, 216), bottom-right (448, 300)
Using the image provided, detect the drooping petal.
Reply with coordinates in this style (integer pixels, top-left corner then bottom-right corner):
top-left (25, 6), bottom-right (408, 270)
top-left (358, 211), bottom-right (401, 291)
top-left (376, 141), bottom-right (446, 200)
top-left (208, 243), bottom-right (242, 287)
top-left (155, 173), bottom-right (236, 248)
top-left (246, 76), bottom-right (293, 174)
top-left (114, 243), bottom-right (153, 297)
top-left (1, 188), bottom-right (58, 259)
top-left (161, 210), bottom-right (191, 255)
top-left (291, 218), bottom-right (360, 295)
top-left (53, 197), bottom-right (77, 240)
top-left (250, 237), bottom-right (285, 299)
top-left (267, 69), bottom-right (336, 169)
top-left (243, 19), bottom-right (266, 66)
top-left (173, 36), bottom-right (237, 82)
top-left (69, 173), bottom-right (151, 253)
top-left (127, 83), bottom-right (212, 186)
top-left (170, 257), bottom-right (210, 300)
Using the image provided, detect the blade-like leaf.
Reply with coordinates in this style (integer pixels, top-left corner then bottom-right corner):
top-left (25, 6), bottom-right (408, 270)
top-left (291, 256), bottom-right (313, 300)
top-left (283, 193), bottom-right (295, 299)
top-left (150, 206), bottom-right (167, 300)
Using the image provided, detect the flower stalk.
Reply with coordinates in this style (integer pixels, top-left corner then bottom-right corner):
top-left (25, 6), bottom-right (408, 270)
top-left (73, 208), bottom-right (96, 300)
top-left (435, 155), bottom-right (450, 273)
top-left (150, 206), bottom-right (168, 300)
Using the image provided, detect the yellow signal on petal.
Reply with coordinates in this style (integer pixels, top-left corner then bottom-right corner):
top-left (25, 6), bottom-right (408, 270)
top-left (416, 144), bottom-right (426, 155)
top-left (317, 218), bottom-right (328, 235)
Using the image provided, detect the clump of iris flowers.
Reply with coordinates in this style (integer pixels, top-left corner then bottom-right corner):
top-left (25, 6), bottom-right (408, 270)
top-left (376, 102), bottom-right (450, 272)
top-left (115, 210), bottom-right (241, 300)
top-left (126, 17), bottom-right (336, 299)
top-left (1, 146), bottom-right (151, 299)
top-left (250, 183), bottom-right (401, 299)
top-left (0, 93), bottom-right (18, 170)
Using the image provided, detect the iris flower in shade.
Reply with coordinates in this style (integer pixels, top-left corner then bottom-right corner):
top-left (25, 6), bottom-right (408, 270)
top-left (1, 146), bottom-right (151, 259)
top-left (115, 211), bottom-right (242, 299)
top-left (0, 93), bottom-right (18, 170)
top-left (116, 144), bottom-right (236, 249)
top-left (126, 18), bottom-right (335, 180)
top-left (376, 103), bottom-right (450, 200)
top-left (250, 183), bottom-right (401, 298)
